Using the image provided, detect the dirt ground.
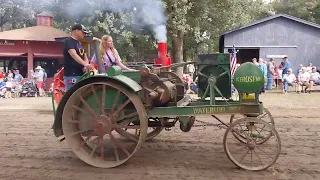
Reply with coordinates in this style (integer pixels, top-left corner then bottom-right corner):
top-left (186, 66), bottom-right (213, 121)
top-left (0, 92), bottom-right (319, 180)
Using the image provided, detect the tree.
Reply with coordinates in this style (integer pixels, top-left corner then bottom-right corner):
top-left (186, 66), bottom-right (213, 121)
top-left (272, 0), bottom-right (319, 22)
top-left (164, 0), bottom-right (193, 77)
top-left (0, 0), bottom-right (33, 31)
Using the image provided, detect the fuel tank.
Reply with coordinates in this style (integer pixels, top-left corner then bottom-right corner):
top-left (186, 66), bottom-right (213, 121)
top-left (233, 62), bottom-right (265, 93)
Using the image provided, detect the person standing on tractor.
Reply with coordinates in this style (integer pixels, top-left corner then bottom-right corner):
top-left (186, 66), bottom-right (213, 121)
top-left (63, 24), bottom-right (93, 91)
top-left (90, 35), bottom-right (137, 72)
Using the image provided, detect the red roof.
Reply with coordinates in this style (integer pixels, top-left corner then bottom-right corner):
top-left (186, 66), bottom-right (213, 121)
top-left (0, 26), bottom-right (69, 41)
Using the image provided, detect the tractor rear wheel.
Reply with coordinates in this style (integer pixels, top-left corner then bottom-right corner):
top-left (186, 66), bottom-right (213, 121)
top-left (62, 80), bottom-right (148, 168)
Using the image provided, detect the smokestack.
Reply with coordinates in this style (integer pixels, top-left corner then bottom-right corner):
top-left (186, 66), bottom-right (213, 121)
top-left (155, 41), bottom-right (171, 71)
top-left (157, 42), bottom-right (167, 62)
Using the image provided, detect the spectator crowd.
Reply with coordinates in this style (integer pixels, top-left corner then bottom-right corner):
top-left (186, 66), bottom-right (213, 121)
top-left (250, 57), bottom-right (320, 94)
top-left (0, 66), bottom-right (47, 98)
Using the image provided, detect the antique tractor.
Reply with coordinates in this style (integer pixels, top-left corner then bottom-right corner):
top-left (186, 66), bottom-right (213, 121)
top-left (52, 39), bottom-right (280, 171)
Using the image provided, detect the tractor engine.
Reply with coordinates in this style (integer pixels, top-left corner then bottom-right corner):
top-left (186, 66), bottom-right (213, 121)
top-left (139, 67), bottom-right (184, 107)
top-left (137, 41), bottom-right (183, 108)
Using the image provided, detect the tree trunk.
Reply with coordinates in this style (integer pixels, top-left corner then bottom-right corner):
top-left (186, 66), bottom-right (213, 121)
top-left (183, 40), bottom-right (187, 73)
top-left (172, 30), bottom-right (184, 78)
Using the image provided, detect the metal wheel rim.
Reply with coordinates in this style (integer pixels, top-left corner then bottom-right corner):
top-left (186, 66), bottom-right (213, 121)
top-left (62, 81), bottom-right (148, 168)
top-left (223, 117), bottom-right (281, 171)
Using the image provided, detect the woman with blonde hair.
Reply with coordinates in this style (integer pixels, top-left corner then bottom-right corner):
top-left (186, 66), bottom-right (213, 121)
top-left (91, 35), bottom-right (136, 72)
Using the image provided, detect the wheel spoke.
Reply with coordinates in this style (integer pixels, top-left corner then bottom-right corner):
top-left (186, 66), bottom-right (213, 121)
top-left (258, 113), bottom-right (267, 119)
top-left (253, 149), bottom-right (264, 165)
top-left (91, 85), bottom-right (100, 106)
top-left (72, 105), bottom-right (86, 114)
top-left (232, 128), bottom-right (247, 140)
top-left (255, 146), bottom-right (276, 159)
top-left (79, 96), bottom-right (97, 120)
top-left (109, 133), bottom-right (131, 157)
top-left (257, 125), bottom-right (266, 135)
top-left (239, 124), bottom-right (249, 139)
top-left (239, 149), bottom-right (250, 163)
top-left (99, 136), bottom-right (104, 160)
top-left (109, 138), bottom-right (120, 161)
top-left (109, 99), bottom-right (131, 119)
top-left (89, 137), bottom-right (99, 158)
top-left (231, 143), bottom-right (247, 153)
top-left (250, 150), bottom-right (253, 168)
top-left (101, 85), bottom-right (106, 115)
top-left (78, 134), bottom-right (93, 150)
top-left (110, 90), bottom-right (121, 116)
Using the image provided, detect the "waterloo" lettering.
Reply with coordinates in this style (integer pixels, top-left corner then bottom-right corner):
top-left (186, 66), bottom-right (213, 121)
top-left (193, 106), bottom-right (241, 114)
top-left (235, 76), bottom-right (262, 83)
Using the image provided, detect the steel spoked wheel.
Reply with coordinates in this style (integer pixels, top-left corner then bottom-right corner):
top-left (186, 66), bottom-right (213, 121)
top-left (116, 118), bottom-right (164, 142)
top-left (223, 117), bottom-right (281, 171)
top-left (62, 80), bottom-right (148, 168)
top-left (230, 108), bottom-right (275, 144)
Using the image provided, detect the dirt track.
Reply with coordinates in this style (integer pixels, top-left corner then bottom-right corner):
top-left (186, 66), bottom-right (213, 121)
top-left (0, 92), bottom-right (320, 180)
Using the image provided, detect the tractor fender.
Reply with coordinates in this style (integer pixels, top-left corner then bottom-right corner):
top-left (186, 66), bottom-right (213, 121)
top-left (84, 74), bottom-right (143, 92)
top-left (52, 75), bottom-right (143, 138)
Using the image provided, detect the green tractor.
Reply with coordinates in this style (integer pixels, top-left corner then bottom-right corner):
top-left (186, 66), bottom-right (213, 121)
top-left (51, 39), bottom-right (280, 171)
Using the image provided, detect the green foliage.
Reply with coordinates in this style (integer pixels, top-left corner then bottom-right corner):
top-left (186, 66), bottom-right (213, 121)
top-left (272, 0), bottom-right (319, 23)
top-left (5, 0), bottom-right (319, 64)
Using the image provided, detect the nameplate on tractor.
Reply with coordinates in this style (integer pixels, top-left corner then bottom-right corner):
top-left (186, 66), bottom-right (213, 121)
top-left (192, 106), bottom-right (242, 114)
top-left (235, 76), bottom-right (262, 83)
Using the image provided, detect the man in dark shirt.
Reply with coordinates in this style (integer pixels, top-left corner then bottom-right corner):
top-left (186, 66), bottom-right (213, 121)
top-left (63, 24), bottom-right (92, 91)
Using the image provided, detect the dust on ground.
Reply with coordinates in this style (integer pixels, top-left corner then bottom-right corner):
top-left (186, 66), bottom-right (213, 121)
top-left (0, 92), bottom-right (319, 180)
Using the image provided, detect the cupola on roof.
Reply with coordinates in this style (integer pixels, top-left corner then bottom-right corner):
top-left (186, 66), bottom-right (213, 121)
top-left (36, 11), bottom-right (54, 26)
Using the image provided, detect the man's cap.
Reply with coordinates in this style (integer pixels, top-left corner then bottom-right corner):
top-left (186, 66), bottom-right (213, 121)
top-left (71, 24), bottom-right (89, 34)
top-left (301, 67), bottom-right (306, 70)
top-left (288, 68), bottom-right (292, 72)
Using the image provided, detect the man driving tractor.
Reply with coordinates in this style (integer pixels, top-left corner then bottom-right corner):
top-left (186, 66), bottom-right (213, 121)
top-left (63, 24), bottom-right (93, 91)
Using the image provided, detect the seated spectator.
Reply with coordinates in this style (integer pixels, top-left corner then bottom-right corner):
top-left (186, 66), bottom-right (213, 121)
top-left (13, 70), bottom-right (23, 84)
top-left (5, 77), bottom-right (13, 98)
top-left (297, 67), bottom-right (310, 93)
top-left (309, 66), bottom-right (320, 90)
top-left (306, 63), bottom-right (313, 73)
top-left (0, 70), bottom-right (4, 79)
top-left (296, 64), bottom-right (303, 76)
top-left (283, 68), bottom-right (296, 93)
top-left (0, 77), bottom-right (6, 98)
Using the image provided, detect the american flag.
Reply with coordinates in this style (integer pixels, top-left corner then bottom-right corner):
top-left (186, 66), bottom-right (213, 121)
top-left (230, 44), bottom-right (237, 75)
